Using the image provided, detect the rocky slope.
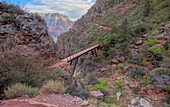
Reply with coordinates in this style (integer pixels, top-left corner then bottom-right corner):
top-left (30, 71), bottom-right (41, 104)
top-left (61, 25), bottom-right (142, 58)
top-left (0, 3), bottom-right (57, 59)
top-left (38, 13), bottom-right (74, 38)
top-left (55, 0), bottom-right (170, 106)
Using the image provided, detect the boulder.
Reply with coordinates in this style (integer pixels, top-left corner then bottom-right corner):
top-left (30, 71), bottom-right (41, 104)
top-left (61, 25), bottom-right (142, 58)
top-left (116, 92), bottom-right (121, 100)
top-left (130, 97), bottom-right (153, 107)
top-left (155, 33), bottom-right (165, 40)
top-left (135, 40), bottom-right (143, 45)
top-left (158, 27), bottom-right (165, 32)
top-left (130, 97), bottom-right (140, 105)
top-left (117, 56), bottom-right (124, 63)
top-left (142, 34), bottom-right (150, 38)
top-left (165, 24), bottom-right (170, 30)
top-left (90, 90), bottom-right (104, 99)
top-left (111, 58), bottom-right (119, 64)
top-left (129, 82), bottom-right (139, 88)
top-left (139, 98), bottom-right (152, 107)
top-left (81, 101), bottom-right (89, 107)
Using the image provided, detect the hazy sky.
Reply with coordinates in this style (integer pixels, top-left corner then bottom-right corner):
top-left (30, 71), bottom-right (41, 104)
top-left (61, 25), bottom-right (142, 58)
top-left (1, 0), bottom-right (96, 21)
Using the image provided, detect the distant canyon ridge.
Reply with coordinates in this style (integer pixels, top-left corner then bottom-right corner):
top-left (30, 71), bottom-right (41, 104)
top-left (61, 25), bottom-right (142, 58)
top-left (38, 13), bottom-right (74, 41)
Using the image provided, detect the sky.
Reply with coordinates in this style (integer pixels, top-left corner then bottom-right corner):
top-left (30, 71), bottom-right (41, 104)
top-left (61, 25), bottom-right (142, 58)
top-left (1, 0), bottom-right (96, 21)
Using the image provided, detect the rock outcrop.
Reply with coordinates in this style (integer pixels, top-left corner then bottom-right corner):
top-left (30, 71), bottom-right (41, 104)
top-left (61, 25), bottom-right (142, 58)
top-left (0, 10), bottom-right (57, 59)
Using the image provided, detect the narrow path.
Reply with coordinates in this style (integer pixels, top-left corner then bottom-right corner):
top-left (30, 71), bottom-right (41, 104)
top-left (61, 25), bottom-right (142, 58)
top-left (0, 94), bottom-right (94, 107)
top-left (95, 23), bottom-right (112, 30)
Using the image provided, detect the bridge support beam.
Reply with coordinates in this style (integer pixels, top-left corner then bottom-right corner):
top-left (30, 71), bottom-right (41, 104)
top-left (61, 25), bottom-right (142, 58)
top-left (71, 57), bottom-right (79, 78)
top-left (94, 49), bottom-right (98, 57)
top-left (91, 50), bottom-right (94, 56)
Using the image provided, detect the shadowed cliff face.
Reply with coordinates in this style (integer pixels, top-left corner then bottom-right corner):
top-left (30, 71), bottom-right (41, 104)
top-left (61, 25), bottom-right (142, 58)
top-left (0, 11), bottom-right (57, 59)
top-left (39, 13), bottom-right (74, 38)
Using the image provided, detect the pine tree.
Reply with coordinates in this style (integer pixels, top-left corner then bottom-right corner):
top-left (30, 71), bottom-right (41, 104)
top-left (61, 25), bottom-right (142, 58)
top-left (115, 18), bottom-right (132, 59)
top-left (97, 6), bottom-right (102, 14)
top-left (143, 0), bottom-right (151, 16)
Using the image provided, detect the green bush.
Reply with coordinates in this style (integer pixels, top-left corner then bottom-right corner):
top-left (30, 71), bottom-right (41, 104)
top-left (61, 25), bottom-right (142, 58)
top-left (163, 102), bottom-right (170, 107)
top-left (92, 79), bottom-right (109, 91)
top-left (4, 83), bottom-right (40, 99)
top-left (65, 84), bottom-right (75, 95)
top-left (131, 54), bottom-right (143, 64)
top-left (130, 66), bottom-right (146, 79)
top-left (141, 59), bottom-right (147, 66)
top-left (149, 45), bottom-right (164, 55)
top-left (74, 90), bottom-right (89, 100)
top-left (87, 74), bottom-right (100, 86)
top-left (118, 63), bottom-right (124, 70)
top-left (164, 40), bottom-right (169, 50)
top-left (104, 96), bottom-right (114, 103)
top-left (98, 102), bottom-right (109, 107)
top-left (101, 89), bottom-right (109, 96)
top-left (117, 81), bottom-right (124, 88)
top-left (146, 57), bottom-right (150, 62)
top-left (2, 15), bottom-right (20, 22)
top-left (41, 80), bottom-right (66, 94)
top-left (132, 86), bottom-right (140, 94)
top-left (148, 38), bottom-right (157, 45)
top-left (141, 76), bottom-right (153, 86)
top-left (28, 87), bottom-right (41, 98)
top-left (131, 23), bottom-right (147, 37)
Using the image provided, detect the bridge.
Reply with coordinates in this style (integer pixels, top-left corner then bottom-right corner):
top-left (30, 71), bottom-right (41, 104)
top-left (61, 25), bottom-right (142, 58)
top-left (51, 44), bottom-right (100, 77)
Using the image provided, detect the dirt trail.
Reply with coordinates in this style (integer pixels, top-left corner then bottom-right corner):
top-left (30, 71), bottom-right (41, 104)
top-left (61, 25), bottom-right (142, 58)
top-left (95, 23), bottom-right (112, 30)
top-left (0, 94), bottom-right (94, 107)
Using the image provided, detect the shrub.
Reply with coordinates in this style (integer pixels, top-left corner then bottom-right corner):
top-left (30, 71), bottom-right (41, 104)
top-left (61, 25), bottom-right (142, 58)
top-left (164, 86), bottom-right (170, 92)
top-left (101, 89), bottom-right (109, 96)
top-left (154, 68), bottom-right (170, 75)
top-left (28, 87), bottom-right (41, 98)
top-left (34, 13), bottom-right (46, 25)
top-left (88, 98), bottom-right (98, 107)
top-left (146, 57), bottom-right (150, 62)
top-left (131, 23), bottom-right (147, 37)
top-left (148, 38), bottom-right (156, 45)
top-left (149, 45), bottom-right (164, 55)
top-left (130, 66), bottom-right (146, 79)
top-left (65, 84), bottom-right (75, 95)
top-left (132, 86), bottom-right (140, 94)
top-left (74, 90), bottom-right (89, 100)
top-left (141, 59), bottom-right (147, 66)
top-left (117, 81), bottom-right (124, 88)
top-left (155, 54), bottom-right (163, 61)
top-left (4, 83), bottom-right (40, 99)
top-left (41, 80), bottom-right (66, 94)
top-left (118, 63), bottom-right (124, 70)
top-left (131, 54), bottom-right (143, 64)
top-left (98, 102), bottom-right (109, 107)
top-left (87, 74), bottom-right (100, 86)
top-left (104, 96), bottom-right (114, 103)
top-left (4, 83), bottom-right (29, 99)
top-left (163, 102), bottom-right (170, 107)
top-left (92, 79), bottom-right (109, 91)
top-left (2, 15), bottom-right (20, 22)
top-left (141, 76), bottom-right (153, 86)
top-left (164, 40), bottom-right (169, 50)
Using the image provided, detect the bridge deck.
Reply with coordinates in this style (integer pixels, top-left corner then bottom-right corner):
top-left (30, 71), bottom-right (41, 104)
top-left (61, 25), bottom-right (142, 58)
top-left (61, 44), bottom-right (99, 62)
